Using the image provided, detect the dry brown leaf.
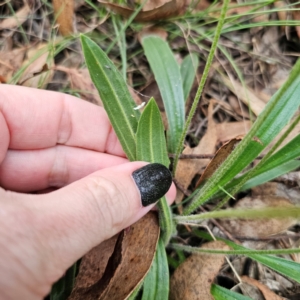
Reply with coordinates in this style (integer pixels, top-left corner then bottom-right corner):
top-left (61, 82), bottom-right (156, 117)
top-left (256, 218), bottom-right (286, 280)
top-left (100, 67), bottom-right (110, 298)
top-left (139, 27), bottom-right (168, 42)
top-left (53, 0), bottom-right (74, 36)
top-left (128, 86), bottom-right (143, 106)
top-left (70, 235), bottom-right (119, 291)
top-left (170, 241), bottom-right (230, 300)
top-left (98, 0), bottom-right (186, 22)
top-left (209, 2), bottom-right (268, 23)
top-left (291, 1), bottom-right (300, 38)
top-left (56, 66), bottom-right (103, 106)
top-left (221, 75), bottom-right (266, 116)
top-left (276, 173), bottom-right (300, 198)
top-left (252, 182), bottom-right (300, 206)
top-left (227, 95), bottom-right (250, 119)
top-left (139, 0), bottom-right (169, 11)
top-left (229, 3), bottom-right (269, 23)
top-left (186, 0), bottom-right (211, 12)
top-left (0, 3), bottom-right (31, 30)
top-left (252, 27), bottom-right (288, 87)
top-left (175, 102), bottom-right (217, 211)
top-left (241, 276), bottom-right (283, 300)
top-left (18, 43), bottom-right (54, 88)
top-left (220, 196), bottom-right (297, 239)
top-left (196, 136), bottom-right (243, 186)
top-left (259, 68), bottom-right (290, 100)
top-left (0, 47), bottom-right (26, 82)
top-left (239, 282), bottom-right (265, 300)
top-left (69, 212), bottom-right (160, 300)
top-left (274, 0), bottom-right (288, 34)
top-left (139, 80), bottom-right (169, 129)
top-left (215, 121), bottom-right (251, 143)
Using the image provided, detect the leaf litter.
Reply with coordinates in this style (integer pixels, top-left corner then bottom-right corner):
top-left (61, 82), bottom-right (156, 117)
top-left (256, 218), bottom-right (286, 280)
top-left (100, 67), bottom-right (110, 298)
top-left (170, 241), bottom-right (230, 300)
top-left (69, 212), bottom-right (160, 300)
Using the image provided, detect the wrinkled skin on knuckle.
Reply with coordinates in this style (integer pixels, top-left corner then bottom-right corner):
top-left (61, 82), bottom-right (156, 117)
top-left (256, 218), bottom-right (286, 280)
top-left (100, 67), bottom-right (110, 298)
top-left (84, 175), bottom-right (128, 240)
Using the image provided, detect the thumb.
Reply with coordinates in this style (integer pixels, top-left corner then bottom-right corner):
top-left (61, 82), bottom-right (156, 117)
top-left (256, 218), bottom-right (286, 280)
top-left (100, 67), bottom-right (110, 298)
top-left (43, 161), bottom-right (174, 252)
top-left (5, 161), bottom-right (174, 294)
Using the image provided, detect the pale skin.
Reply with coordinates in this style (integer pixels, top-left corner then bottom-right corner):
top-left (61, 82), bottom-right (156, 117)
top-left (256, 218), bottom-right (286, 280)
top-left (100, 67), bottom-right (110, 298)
top-left (0, 85), bottom-right (176, 300)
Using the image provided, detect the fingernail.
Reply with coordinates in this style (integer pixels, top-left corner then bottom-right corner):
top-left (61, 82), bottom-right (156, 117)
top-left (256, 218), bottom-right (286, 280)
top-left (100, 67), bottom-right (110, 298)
top-left (132, 163), bottom-right (173, 207)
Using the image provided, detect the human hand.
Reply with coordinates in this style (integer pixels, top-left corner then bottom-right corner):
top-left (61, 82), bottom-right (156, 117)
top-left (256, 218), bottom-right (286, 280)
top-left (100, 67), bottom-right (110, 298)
top-left (0, 85), bottom-right (176, 299)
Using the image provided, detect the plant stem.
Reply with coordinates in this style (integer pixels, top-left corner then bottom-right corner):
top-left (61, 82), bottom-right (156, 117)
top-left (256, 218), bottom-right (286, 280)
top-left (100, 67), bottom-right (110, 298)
top-left (172, 0), bottom-right (230, 175)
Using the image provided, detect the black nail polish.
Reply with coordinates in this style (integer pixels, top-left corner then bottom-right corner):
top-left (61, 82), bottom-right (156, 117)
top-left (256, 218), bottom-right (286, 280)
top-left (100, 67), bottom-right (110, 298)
top-left (132, 163), bottom-right (173, 206)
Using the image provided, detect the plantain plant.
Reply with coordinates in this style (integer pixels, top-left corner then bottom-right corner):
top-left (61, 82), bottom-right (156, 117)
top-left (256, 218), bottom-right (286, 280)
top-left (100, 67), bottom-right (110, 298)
top-left (79, 33), bottom-right (300, 299)
top-left (52, 0), bottom-right (300, 297)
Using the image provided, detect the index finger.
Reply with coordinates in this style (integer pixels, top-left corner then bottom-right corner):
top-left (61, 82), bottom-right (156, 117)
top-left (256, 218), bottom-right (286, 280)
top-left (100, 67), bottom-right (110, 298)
top-left (0, 85), bottom-right (125, 157)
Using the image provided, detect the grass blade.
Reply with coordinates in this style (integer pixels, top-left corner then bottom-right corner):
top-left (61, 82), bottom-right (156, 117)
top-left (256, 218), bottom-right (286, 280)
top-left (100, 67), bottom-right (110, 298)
top-left (232, 132), bottom-right (300, 190)
top-left (184, 59), bottom-right (300, 214)
top-left (254, 133), bottom-right (300, 175)
top-left (192, 231), bottom-right (300, 284)
top-left (225, 240), bottom-right (300, 284)
top-left (241, 160), bottom-right (300, 191)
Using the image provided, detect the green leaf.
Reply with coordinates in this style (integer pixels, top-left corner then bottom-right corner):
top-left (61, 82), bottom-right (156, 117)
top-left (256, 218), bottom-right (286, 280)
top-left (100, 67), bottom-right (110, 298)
top-left (127, 281), bottom-right (143, 300)
top-left (142, 238), bottom-right (169, 300)
top-left (204, 129), bottom-right (300, 200)
top-left (50, 263), bottom-right (76, 300)
top-left (211, 284), bottom-right (252, 300)
top-left (136, 97), bottom-right (169, 167)
top-left (180, 53), bottom-right (199, 101)
top-left (218, 129), bottom-right (300, 195)
top-left (254, 133), bottom-right (300, 176)
top-left (141, 35), bottom-right (185, 154)
top-left (195, 231), bottom-right (300, 284)
top-left (184, 58), bottom-right (300, 214)
top-left (241, 160), bottom-right (300, 191)
top-left (136, 98), bottom-right (173, 245)
top-left (224, 240), bottom-right (300, 284)
top-left (80, 34), bottom-right (140, 161)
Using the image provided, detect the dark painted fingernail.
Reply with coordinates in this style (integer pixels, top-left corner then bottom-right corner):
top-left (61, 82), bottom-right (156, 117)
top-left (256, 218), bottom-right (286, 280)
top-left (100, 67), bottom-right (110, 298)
top-left (132, 163), bottom-right (173, 206)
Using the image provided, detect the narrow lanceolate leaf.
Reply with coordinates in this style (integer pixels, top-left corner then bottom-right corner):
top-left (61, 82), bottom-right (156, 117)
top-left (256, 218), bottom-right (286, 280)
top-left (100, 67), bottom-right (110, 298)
top-left (222, 132), bottom-right (300, 193)
top-left (136, 98), bottom-right (173, 245)
top-left (180, 53), bottom-right (199, 101)
top-left (253, 132), bottom-right (300, 176)
top-left (241, 160), bottom-right (300, 191)
top-left (184, 58), bottom-right (300, 214)
top-left (142, 238), bottom-right (169, 300)
top-left (211, 284), bottom-right (252, 300)
top-left (80, 35), bottom-right (139, 161)
top-left (196, 232), bottom-right (300, 285)
top-left (136, 98), bottom-right (169, 167)
top-left (141, 35), bottom-right (185, 154)
top-left (224, 240), bottom-right (300, 284)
